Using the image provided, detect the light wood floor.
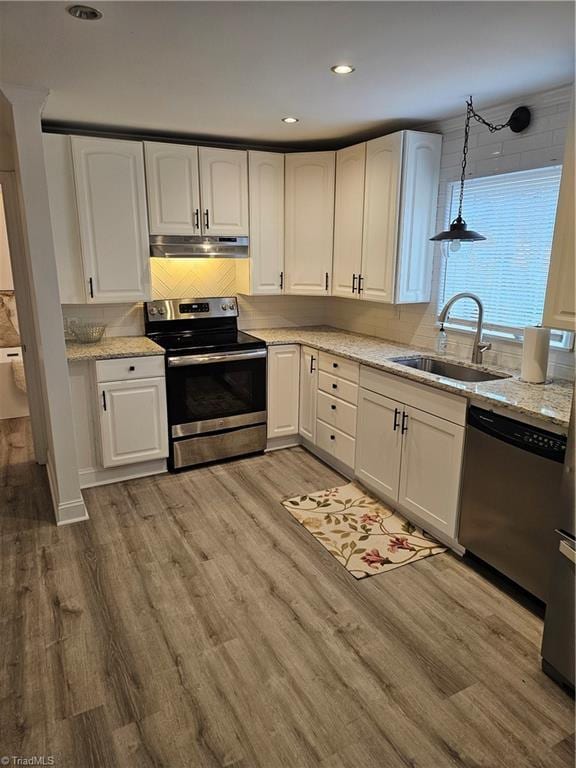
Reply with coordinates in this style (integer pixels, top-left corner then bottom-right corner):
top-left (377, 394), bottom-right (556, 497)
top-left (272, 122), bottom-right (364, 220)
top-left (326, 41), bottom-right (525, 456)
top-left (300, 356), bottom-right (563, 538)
top-left (1, 417), bottom-right (574, 768)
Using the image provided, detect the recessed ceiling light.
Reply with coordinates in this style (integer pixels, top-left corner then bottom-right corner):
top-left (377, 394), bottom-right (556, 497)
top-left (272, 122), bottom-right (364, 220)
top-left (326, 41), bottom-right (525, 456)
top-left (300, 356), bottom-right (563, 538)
top-left (282, 117), bottom-right (299, 124)
top-left (331, 64), bottom-right (355, 75)
top-left (67, 5), bottom-right (103, 20)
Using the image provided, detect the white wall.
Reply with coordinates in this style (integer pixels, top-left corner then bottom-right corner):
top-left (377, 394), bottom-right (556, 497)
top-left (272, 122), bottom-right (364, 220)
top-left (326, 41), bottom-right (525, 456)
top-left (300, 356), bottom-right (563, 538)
top-left (326, 84), bottom-right (574, 381)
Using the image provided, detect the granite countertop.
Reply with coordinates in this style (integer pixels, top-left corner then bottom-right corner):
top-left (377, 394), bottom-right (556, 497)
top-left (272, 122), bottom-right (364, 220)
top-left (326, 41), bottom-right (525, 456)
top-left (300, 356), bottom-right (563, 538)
top-left (66, 336), bottom-right (165, 362)
top-left (249, 326), bottom-right (573, 428)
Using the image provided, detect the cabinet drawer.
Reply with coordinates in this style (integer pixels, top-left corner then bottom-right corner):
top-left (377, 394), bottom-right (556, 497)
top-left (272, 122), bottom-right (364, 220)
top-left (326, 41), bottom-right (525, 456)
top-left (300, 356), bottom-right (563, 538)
top-left (318, 371), bottom-right (358, 405)
top-left (319, 352), bottom-right (359, 383)
top-left (316, 419), bottom-right (356, 469)
top-left (95, 355), bottom-right (165, 383)
top-left (317, 391), bottom-right (357, 437)
top-left (359, 366), bottom-right (466, 426)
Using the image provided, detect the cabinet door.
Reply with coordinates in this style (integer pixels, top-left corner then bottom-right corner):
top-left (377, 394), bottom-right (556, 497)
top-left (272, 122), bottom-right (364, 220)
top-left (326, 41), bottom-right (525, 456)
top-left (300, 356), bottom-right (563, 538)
top-left (284, 152), bottom-right (335, 295)
top-left (144, 142), bottom-right (201, 235)
top-left (248, 151), bottom-right (284, 294)
top-left (97, 377), bottom-right (168, 467)
top-left (360, 133), bottom-right (403, 303)
top-left (43, 134), bottom-right (86, 303)
top-left (332, 143), bottom-right (365, 298)
top-left (299, 346), bottom-right (318, 442)
top-left (267, 345), bottom-right (300, 438)
top-left (355, 388), bottom-right (402, 501)
top-left (395, 132), bottom-right (442, 304)
top-left (199, 147), bottom-right (249, 236)
top-left (71, 137), bottom-right (150, 303)
top-left (398, 406), bottom-right (464, 538)
top-left (543, 111), bottom-right (575, 331)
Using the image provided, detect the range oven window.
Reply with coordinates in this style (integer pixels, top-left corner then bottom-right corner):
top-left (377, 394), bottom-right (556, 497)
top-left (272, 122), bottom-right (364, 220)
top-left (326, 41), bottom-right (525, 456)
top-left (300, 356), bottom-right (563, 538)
top-left (167, 356), bottom-right (266, 427)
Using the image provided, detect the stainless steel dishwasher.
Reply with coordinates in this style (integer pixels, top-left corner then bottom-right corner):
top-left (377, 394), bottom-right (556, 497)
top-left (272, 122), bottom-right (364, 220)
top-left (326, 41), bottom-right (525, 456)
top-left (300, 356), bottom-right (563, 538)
top-left (459, 406), bottom-right (567, 602)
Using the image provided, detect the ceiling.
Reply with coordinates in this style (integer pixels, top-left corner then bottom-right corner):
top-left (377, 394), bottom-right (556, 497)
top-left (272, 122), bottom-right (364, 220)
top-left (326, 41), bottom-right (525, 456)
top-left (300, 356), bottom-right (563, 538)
top-left (0, 1), bottom-right (574, 147)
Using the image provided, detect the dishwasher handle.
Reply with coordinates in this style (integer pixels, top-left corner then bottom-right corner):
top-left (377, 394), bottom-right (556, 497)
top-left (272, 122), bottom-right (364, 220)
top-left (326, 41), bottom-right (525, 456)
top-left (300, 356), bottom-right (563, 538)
top-left (468, 406), bottom-right (567, 463)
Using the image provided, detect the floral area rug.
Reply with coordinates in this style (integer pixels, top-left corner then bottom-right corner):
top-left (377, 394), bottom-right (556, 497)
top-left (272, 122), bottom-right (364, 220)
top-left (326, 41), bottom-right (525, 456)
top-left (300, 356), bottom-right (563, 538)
top-left (282, 482), bottom-right (446, 579)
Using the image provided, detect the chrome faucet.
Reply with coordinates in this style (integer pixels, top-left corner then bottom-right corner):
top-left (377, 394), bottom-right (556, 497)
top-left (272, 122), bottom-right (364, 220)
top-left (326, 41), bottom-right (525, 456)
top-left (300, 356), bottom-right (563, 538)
top-left (438, 292), bottom-right (491, 365)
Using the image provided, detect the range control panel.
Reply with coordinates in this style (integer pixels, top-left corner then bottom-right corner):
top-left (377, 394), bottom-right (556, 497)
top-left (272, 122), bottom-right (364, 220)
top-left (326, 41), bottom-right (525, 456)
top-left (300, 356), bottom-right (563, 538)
top-left (145, 297), bottom-right (238, 321)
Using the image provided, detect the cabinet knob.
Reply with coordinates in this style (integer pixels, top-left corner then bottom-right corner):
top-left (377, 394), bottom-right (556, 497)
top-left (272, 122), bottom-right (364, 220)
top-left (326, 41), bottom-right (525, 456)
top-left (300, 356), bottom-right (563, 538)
top-left (330, 434), bottom-right (335, 441)
top-left (332, 383), bottom-right (338, 390)
top-left (331, 404), bottom-right (336, 411)
top-left (129, 365), bottom-right (135, 371)
top-left (332, 362), bottom-right (338, 369)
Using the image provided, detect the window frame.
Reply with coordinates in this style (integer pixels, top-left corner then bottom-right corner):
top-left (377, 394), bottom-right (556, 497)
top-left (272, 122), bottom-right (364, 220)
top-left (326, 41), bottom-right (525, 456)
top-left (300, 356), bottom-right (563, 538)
top-left (438, 169), bottom-right (573, 352)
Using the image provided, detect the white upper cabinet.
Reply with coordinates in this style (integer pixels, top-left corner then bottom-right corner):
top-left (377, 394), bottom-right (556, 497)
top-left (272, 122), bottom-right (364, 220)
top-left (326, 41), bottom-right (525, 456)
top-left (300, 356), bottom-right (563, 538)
top-left (361, 133), bottom-right (403, 303)
top-left (144, 142), bottom-right (201, 235)
top-left (43, 133), bottom-right (86, 303)
top-left (284, 152), bottom-right (335, 295)
top-left (247, 151), bottom-right (284, 294)
top-left (198, 147), bottom-right (249, 236)
top-left (395, 131), bottom-right (442, 304)
top-left (543, 109), bottom-right (575, 332)
top-left (360, 131), bottom-right (441, 304)
top-left (332, 143), bottom-right (366, 298)
top-left (71, 136), bottom-right (151, 303)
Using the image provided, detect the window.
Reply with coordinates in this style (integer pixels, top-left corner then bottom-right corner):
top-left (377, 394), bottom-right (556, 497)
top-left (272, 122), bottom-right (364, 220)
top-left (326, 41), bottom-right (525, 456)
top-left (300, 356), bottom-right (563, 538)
top-left (439, 166), bottom-right (571, 348)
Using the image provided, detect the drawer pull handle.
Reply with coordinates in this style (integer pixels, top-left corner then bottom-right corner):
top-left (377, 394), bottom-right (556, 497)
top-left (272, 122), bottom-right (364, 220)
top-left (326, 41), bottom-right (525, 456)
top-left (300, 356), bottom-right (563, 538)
top-left (331, 404), bottom-right (336, 411)
top-left (332, 383), bottom-right (338, 390)
top-left (330, 434), bottom-right (335, 441)
top-left (129, 365), bottom-right (135, 371)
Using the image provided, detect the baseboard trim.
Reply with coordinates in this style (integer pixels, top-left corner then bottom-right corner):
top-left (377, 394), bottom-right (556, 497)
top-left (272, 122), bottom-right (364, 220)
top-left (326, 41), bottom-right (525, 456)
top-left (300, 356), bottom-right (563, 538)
top-left (301, 438), bottom-right (355, 481)
top-left (79, 459), bottom-right (167, 489)
top-left (266, 434), bottom-right (302, 452)
top-left (56, 498), bottom-right (89, 526)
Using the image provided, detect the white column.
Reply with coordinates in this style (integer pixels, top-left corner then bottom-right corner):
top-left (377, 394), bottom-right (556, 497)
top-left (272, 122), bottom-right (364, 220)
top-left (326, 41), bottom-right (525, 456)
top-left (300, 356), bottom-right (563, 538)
top-left (0, 83), bottom-right (87, 524)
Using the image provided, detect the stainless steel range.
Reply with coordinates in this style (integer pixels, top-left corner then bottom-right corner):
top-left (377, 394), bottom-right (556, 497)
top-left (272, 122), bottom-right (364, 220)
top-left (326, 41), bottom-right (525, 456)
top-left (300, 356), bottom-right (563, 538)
top-left (144, 297), bottom-right (267, 470)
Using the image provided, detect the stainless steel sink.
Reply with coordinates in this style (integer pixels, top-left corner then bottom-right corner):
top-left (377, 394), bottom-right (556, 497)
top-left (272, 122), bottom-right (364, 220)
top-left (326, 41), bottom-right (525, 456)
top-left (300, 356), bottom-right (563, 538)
top-left (390, 356), bottom-right (511, 383)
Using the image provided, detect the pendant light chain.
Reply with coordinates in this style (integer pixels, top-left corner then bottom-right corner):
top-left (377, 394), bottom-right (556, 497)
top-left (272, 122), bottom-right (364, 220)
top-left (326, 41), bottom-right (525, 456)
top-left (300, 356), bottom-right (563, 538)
top-left (430, 96), bottom-right (530, 246)
top-left (457, 99), bottom-right (473, 221)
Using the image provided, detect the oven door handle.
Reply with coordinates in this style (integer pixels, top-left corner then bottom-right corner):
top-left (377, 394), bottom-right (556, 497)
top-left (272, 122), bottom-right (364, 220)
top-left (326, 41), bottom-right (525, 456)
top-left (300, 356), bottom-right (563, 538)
top-left (167, 349), bottom-right (267, 367)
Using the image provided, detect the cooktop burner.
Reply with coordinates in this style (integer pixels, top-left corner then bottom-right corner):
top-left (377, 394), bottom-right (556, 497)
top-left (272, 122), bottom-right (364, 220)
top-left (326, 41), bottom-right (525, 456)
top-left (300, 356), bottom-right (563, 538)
top-left (143, 297), bottom-right (266, 356)
top-left (150, 329), bottom-right (265, 355)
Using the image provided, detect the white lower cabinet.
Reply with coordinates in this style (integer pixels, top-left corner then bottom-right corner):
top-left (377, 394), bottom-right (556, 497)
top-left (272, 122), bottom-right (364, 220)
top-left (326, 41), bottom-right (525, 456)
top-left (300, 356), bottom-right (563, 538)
top-left (299, 346), bottom-right (318, 442)
top-left (397, 406), bottom-right (464, 535)
top-left (97, 377), bottom-right (168, 467)
top-left (267, 345), bottom-right (300, 439)
top-left (69, 356), bottom-right (168, 488)
top-left (355, 389), bottom-right (403, 500)
top-left (355, 368), bottom-right (465, 539)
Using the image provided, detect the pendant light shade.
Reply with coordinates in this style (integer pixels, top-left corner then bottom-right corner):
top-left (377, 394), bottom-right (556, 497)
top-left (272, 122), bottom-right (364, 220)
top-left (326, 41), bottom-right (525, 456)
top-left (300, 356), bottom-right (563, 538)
top-left (430, 215), bottom-right (486, 243)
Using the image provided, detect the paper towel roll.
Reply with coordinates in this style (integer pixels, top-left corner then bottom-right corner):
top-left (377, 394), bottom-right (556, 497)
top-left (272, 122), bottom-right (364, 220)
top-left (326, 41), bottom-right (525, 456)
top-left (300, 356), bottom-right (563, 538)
top-left (521, 326), bottom-right (550, 384)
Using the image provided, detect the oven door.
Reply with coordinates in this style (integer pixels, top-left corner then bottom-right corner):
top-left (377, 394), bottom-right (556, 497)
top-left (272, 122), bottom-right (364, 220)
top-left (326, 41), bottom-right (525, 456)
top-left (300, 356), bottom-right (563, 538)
top-left (166, 348), bottom-right (267, 437)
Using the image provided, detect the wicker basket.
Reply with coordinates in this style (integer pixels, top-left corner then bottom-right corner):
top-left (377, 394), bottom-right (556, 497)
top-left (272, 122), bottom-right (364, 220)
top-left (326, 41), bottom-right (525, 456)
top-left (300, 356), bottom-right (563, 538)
top-left (71, 322), bottom-right (107, 344)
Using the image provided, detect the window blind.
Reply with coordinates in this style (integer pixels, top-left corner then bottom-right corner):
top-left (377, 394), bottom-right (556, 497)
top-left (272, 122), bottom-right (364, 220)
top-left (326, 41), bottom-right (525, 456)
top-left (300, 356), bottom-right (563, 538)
top-left (440, 166), bottom-right (563, 339)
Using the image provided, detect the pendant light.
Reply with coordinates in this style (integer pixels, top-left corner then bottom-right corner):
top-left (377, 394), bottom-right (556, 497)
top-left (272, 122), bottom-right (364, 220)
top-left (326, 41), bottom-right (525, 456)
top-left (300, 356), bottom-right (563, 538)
top-left (431, 97), bottom-right (531, 257)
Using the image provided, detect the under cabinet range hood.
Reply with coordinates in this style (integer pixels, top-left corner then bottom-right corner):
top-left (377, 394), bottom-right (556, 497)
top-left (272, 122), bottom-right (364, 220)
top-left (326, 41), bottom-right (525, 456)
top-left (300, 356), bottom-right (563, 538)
top-left (150, 235), bottom-right (249, 259)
